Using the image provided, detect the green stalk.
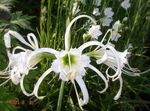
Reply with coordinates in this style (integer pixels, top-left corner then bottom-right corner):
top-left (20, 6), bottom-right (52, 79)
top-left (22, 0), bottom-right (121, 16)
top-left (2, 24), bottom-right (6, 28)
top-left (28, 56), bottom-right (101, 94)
top-left (56, 81), bottom-right (65, 111)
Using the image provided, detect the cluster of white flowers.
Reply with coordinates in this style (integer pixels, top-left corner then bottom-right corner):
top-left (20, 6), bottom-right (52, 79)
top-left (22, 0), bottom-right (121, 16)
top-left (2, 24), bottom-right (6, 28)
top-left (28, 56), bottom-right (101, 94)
top-left (102, 7), bottom-right (114, 26)
top-left (0, 14), bottom-right (143, 110)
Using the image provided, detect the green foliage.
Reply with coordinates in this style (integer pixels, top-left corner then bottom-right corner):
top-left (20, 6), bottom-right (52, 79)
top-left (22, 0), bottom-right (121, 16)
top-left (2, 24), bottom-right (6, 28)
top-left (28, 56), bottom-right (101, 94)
top-left (0, 87), bottom-right (17, 111)
top-left (0, 0), bottom-right (15, 12)
top-left (0, 11), bottom-right (34, 31)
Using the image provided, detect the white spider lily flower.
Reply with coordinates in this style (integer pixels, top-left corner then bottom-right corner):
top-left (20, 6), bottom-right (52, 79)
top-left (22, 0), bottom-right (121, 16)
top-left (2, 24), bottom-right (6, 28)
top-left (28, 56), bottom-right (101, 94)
top-left (93, 8), bottom-right (100, 16)
top-left (102, 17), bottom-right (113, 27)
top-left (0, 30), bottom-right (41, 96)
top-left (121, 0), bottom-right (131, 10)
top-left (33, 15), bottom-right (108, 110)
top-left (96, 46), bottom-right (131, 80)
top-left (88, 25), bottom-right (102, 39)
top-left (93, 43), bottom-right (141, 100)
top-left (34, 41), bottom-right (108, 110)
top-left (104, 7), bottom-right (114, 18)
top-left (111, 20), bottom-right (121, 41)
top-left (94, 0), bottom-right (102, 6)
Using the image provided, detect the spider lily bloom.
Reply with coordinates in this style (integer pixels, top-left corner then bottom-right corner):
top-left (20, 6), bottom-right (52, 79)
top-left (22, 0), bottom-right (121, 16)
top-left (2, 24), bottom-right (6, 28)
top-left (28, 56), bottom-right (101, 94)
top-left (0, 30), bottom-right (41, 96)
top-left (90, 28), bottom-right (141, 100)
top-left (33, 15), bottom-right (108, 110)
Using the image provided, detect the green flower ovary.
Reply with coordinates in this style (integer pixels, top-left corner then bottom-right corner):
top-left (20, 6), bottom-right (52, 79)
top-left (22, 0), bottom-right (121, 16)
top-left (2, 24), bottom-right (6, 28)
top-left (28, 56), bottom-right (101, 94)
top-left (61, 53), bottom-right (77, 66)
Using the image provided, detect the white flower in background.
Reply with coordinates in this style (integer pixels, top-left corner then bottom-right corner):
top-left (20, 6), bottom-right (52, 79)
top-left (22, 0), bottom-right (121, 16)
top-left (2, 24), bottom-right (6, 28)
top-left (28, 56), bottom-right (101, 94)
top-left (88, 25), bottom-right (102, 39)
top-left (102, 17), bottom-right (113, 26)
top-left (94, 0), bottom-right (102, 6)
top-left (93, 8), bottom-right (100, 16)
top-left (104, 7), bottom-right (114, 18)
top-left (72, 2), bottom-right (80, 15)
top-left (111, 20), bottom-right (121, 41)
top-left (121, 0), bottom-right (131, 10)
top-left (102, 7), bottom-right (114, 27)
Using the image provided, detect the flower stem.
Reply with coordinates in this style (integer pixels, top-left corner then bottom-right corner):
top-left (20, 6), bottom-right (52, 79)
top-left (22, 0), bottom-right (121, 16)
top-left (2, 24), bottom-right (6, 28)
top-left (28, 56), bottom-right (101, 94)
top-left (56, 81), bottom-right (65, 111)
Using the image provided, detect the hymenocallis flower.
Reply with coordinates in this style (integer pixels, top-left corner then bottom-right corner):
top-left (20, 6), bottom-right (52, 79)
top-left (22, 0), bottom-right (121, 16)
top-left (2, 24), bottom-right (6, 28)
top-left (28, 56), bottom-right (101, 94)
top-left (32, 15), bottom-right (109, 110)
top-left (89, 27), bottom-right (141, 100)
top-left (0, 30), bottom-right (46, 96)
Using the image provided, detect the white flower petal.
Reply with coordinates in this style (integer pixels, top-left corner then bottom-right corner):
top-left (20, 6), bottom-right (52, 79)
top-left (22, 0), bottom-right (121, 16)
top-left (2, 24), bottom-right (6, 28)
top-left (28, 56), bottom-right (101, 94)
top-left (88, 64), bottom-right (108, 93)
top-left (5, 30), bottom-right (33, 49)
top-left (65, 15), bottom-right (96, 51)
top-left (75, 76), bottom-right (89, 106)
top-left (33, 68), bottom-right (52, 99)
top-left (113, 76), bottom-right (123, 100)
top-left (27, 33), bottom-right (39, 49)
top-left (102, 17), bottom-right (113, 27)
top-left (78, 41), bottom-right (106, 52)
top-left (104, 8), bottom-right (114, 17)
top-left (20, 74), bottom-right (33, 96)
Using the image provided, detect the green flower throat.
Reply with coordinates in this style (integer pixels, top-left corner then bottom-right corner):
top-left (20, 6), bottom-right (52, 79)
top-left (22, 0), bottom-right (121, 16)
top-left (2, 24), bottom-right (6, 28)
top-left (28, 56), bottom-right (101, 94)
top-left (61, 53), bottom-right (77, 66)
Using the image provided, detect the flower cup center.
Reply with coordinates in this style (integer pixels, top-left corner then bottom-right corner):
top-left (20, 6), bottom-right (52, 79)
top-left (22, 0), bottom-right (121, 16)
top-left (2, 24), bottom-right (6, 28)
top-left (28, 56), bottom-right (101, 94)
top-left (66, 71), bottom-right (77, 81)
top-left (61, 53), bottom-right (77, 66)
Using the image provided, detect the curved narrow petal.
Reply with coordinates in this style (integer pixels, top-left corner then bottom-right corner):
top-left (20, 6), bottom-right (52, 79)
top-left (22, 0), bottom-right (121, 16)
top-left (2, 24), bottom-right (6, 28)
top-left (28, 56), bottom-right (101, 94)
top-left (27, 48), bottom-right (58, 67)
top-left (5, 30), bottom-right (33, 49)
top-left (78, 41), bottom-right (106, 53)
top-left (106, 45), bottom-right (122, 80)
top-left (88, 64), bottom-right (108, 93)
top-left (75, 76), bottom-right (89, 106)
top-left (12, 46), bottom-right (27, 54)
top-left (65, 15), bottom-right (97, 51)
top-left (27, 33), bottom-right (39, 49)
top-left (113, 76), bottom-right (123, 100)
top-left (20, 74), bottom-right (34, 96)
top-left (101, 29), bottom-right (112, 43)
top-left (96, 52), bottom-right (108, 64)
top-left (4, 32), bottom-right (11, 48)
top-left (33, 68), bottom-right (52, 99)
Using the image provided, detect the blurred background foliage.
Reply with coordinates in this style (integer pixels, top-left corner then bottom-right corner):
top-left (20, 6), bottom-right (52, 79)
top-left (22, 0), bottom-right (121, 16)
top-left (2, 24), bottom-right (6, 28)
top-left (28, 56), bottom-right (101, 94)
top-left (0, 0), bottom-right (150, 111)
